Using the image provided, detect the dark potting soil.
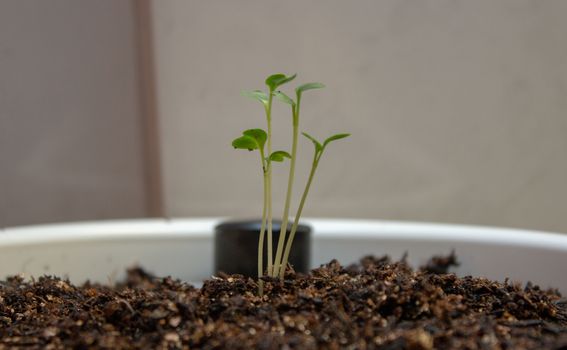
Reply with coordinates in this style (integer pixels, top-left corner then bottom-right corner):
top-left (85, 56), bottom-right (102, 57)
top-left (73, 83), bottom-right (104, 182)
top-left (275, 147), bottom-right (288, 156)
top-left (1, 255), bottom-right (566, 349)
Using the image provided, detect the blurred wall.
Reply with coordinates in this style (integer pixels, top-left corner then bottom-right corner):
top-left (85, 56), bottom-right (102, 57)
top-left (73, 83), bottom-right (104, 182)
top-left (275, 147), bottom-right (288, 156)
top-left (0, 0), bottom-right (150, 226)
top-left (151, 0), bottom-right (567, 232)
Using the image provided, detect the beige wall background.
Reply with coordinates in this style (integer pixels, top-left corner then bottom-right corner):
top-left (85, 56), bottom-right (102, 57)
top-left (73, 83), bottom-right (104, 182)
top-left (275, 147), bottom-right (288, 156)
top-left (2, 1), bottom-right (567, 233)
top-left (152, 0), bottom-right (567, 232)
top-left (0, 0), bottom-right (150, 226)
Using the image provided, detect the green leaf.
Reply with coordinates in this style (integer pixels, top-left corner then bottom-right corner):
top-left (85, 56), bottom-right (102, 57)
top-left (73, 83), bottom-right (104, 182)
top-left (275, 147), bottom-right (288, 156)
top-left (323, 133), bottom-right (350, 148)
top-left (242, 129), bottom-right (267, 150)
top-left (268, 150), bottom-right (292, 162)
top-left (232, 135), bottom-right (258, 151)
top-left (296, 82), bottom-right (325, 95)
top-left (241, 90), bottom-right (269, 106)
top-left (301, 132), bottom-right (322, 153)
top-left (265, 73), bottom-right (297, 91)
top-left (273, 91), bottom-right (295, 106)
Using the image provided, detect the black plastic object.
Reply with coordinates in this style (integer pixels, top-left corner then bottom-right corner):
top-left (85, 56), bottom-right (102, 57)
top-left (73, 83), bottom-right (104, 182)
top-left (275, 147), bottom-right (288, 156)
top-left (214, 219), bottom-right (311, 278)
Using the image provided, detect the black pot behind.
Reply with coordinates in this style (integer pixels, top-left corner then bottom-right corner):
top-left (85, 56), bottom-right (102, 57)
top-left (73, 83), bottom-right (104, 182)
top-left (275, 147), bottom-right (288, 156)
top-left (214, 219), bottom-right (311, 278)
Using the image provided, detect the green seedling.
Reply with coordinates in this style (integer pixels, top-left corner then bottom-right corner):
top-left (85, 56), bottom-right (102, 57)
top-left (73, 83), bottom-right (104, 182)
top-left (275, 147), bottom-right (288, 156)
top-left (237, 73), bottom-right (296, 293)
top-left (278, 131), bottom-right (350, 280)
top-left (271, 82), bottom-right (325, 278)
top-left (261, 73), bottom-right (296, 277)
top-left (232, 128), bottom-right (290, 295)
top-left (234, 73), bottom-right (349, 292)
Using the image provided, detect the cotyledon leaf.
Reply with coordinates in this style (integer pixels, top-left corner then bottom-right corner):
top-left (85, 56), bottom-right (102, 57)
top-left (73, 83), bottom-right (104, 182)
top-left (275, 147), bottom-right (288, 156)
top-left (265, 73), bottom-right (297, 91)
top-left (323, 133), bottom-right (350, 147)
top-left (296, 82), bottom-right (325, 95)
top-left (232, 135), bottom-right (259, 151)
top-left (273, 91), bottom-right (295, 106)
top-left (242, 129), bottom-right (267, 150)
top-left (268, 150), bottom-right (292, 162)
top-left (241, 90), bottom-right (269, 106)
top-left (301, 132), bottom-right (323, 153)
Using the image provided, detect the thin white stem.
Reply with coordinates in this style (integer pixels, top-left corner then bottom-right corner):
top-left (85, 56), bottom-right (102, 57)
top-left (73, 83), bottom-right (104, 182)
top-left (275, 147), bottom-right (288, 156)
top-left (265, 92), bottom-right (274, 276)
top-left (273, 104), bottom-right (299, 277)
top-left (279, 150), bottom-right (321, 280)
top-left (257, 151), bottom-right (268, 296)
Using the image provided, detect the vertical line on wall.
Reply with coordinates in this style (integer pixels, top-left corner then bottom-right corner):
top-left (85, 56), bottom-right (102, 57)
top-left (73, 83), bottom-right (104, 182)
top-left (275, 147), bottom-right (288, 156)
top-left (133, 0), bottom-right (164, 217)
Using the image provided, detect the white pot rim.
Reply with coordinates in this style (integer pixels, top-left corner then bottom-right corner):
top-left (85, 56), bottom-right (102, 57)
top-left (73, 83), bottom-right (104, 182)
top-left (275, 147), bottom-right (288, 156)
top-left (2, 217), bottom-right (567, 251)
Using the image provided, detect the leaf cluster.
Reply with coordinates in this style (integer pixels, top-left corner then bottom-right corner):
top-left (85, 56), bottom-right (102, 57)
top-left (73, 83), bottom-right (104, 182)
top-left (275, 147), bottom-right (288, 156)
top-left (302, 132), bottom-right (351, 155)
top-left (232, 129), bottom-right (291, 162)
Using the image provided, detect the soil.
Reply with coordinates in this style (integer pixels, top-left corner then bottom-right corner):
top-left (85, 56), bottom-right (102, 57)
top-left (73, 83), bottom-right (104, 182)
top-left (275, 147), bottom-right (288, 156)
top-left (1, 254), bottom-right (566, 349)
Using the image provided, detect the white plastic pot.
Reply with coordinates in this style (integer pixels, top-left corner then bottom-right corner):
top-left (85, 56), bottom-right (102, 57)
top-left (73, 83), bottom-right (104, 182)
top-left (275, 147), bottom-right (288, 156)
top-left (1, 218), bottom-right (566, 293)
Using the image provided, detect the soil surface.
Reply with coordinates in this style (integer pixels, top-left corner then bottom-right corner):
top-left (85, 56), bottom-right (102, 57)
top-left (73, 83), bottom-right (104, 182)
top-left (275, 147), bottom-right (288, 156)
top-left (1, 254), bottom-right (566, 349)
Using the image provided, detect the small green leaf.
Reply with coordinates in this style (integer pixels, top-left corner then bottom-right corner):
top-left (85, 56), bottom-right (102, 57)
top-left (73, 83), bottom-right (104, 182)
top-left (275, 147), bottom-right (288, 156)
top-left (302, 132), bottom-right (322, 153)
top-left (242, 129), bottom-right (267, 150)
top-left (265, 73), bottom-right (297, 91)
top-left (296, 82), bottom-right (325, 95)
top-left (268, 150), bottom-right (292, 162)
top-left (273, 91), bottom-right (295, 106)
top-left (323, 133), bottom-right (350, 148)
top-left (241, 90), bottom-right (269, 106)
top-left (232, 135), bottom-right (258, 151)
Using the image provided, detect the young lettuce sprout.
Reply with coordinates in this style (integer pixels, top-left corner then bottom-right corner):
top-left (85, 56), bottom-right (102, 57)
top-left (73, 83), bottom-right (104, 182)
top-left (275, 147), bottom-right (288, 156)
top-left (240, 73), bottom-right (295, 278)
top-left (235, 73), bottom-right (349, 288)
top-left (243, 74), bottom-right (296, 276)
top-left (262, 74), bottom-right (296, 276)
top-left (277, 132), bottom-right (350, 280)
top-left (231, 128), bottom-right (290, 294)
top-left (271, 82), bottom-right (325, 278)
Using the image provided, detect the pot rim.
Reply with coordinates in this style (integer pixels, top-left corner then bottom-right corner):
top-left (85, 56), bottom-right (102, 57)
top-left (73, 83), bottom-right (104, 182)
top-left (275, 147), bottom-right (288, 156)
top-left (2, 217), bottom-right (567, 252)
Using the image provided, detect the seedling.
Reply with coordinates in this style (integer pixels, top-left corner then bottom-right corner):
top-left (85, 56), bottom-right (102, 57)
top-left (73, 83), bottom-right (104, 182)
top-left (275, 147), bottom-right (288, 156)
top-left (232, 128), bottom-right (290, 294)
top-left (241, 74), bottom-right (296, 279)
top-left (271, 82), bottom-right (324, 279)
top-left (277, 131), bottom-right (350, 279)
top-left (233, 73), bottom-right (349, 293)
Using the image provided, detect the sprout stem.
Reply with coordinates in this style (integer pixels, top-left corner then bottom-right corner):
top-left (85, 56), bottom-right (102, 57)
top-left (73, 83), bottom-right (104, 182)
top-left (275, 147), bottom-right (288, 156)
top-left (257, 150), bottom-right (268, 296)
top-left (279, 150), bottom-right (321, 280)
top-left (265, 93), bottom-right (274, 276)
top-left (273, 99), bottom-right (300, 277)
